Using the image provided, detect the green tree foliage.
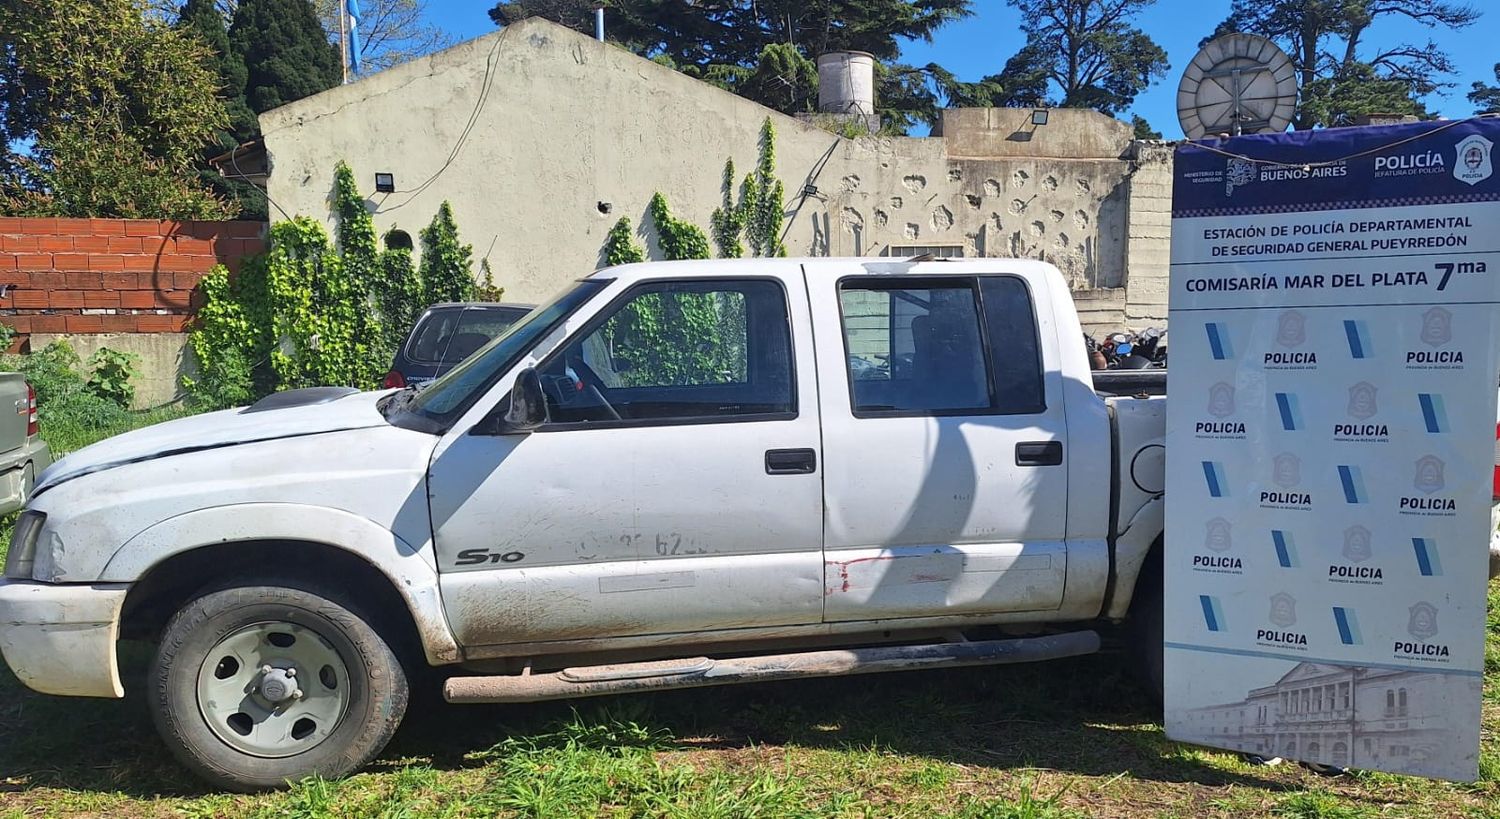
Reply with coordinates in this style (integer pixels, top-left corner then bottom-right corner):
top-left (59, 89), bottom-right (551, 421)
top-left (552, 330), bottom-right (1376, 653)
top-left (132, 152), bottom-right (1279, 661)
top-left (1132, 114), bottom-right (1162, 139)
top-left (1004, 0), bottom-right (1169, 116)
top-left (420, 202), bottom-right (476, 306)
top-left (176, 0), bottom-right (266, 218)
top-left (1471, 64), bottom-right (1500, 114)
top-left (918, 46), bottom-right (1051, 113)
top-left (0, 0), bottom-right (231, 218)
top-left (603, 217), bottom-right (646, 266)
top-left (177, 0), bottom-right (256, 139)
top-left (1209, 0), bottom-right (1479, 129)
top-left (491, 1), bottom-right (972, 132)
top-left (332, 162), bottom-right (385, 383)
top-left (315, 0), bottom-right (454, 72)
top-left (230, 0), bottom-right (342, 113)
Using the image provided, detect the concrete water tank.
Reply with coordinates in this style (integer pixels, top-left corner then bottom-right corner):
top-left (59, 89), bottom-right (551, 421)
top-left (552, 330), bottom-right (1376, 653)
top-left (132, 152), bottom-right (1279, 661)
top-left (817, 51), bottom-right (876, 117)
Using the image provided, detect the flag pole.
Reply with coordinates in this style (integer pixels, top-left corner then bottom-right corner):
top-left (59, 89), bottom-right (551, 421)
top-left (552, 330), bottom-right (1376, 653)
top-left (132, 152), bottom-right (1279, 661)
top-left (339, 1), bottom-right (349, 84)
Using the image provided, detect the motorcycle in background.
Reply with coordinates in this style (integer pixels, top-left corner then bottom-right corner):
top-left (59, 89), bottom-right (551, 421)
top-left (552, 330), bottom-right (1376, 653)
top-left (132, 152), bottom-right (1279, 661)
top-left (1086, 328), bottom-right (1167, 370)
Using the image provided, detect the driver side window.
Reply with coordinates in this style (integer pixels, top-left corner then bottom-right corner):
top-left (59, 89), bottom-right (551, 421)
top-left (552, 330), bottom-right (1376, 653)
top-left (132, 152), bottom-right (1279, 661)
top-left (539, 279), bottom-right (795, 426)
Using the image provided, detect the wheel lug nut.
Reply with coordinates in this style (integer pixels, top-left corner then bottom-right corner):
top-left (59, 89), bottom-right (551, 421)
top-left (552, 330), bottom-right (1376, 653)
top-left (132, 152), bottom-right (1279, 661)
top-left (261, 664), bottom-right (273, 674)
top-left (292, 689), bottom-right (304, 699)
top-left (286, 668), bottom-right (296, 677)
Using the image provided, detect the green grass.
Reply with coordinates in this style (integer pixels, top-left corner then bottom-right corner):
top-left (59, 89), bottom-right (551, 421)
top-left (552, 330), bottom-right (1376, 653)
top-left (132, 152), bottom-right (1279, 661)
top-left (0, 411), bottom-right (1496, 817)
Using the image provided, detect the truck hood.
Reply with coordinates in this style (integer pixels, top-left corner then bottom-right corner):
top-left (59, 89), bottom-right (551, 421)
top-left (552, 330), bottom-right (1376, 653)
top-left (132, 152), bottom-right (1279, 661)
top-left (34, 388), bottom-right (394, 494)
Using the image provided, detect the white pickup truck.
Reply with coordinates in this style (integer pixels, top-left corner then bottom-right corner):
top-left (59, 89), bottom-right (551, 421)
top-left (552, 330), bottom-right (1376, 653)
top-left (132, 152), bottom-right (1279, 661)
top-left (0, 258), bottom-right (1170, 790)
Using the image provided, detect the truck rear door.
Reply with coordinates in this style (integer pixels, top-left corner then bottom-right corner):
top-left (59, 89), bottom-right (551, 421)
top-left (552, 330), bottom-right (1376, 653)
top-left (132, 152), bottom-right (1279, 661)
top-left (807, 264), bottom-right (1071, 621)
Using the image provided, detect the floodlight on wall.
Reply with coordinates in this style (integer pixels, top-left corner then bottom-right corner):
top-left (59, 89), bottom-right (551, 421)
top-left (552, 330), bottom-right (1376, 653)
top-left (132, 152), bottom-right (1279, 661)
top-left (374, 172), bottom-right (395, 193)
top-left (1031, 109), bottom-right (1049, 126)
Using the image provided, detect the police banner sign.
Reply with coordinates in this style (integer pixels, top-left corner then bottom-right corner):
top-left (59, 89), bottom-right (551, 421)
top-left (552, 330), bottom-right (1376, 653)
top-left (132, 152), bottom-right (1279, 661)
top-left (1165, 119), bottom-right (1500, 781)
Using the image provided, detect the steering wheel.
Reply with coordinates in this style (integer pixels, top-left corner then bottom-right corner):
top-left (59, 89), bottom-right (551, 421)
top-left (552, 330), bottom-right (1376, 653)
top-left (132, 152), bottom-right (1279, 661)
top-left (567, 354), bottom-right (623, 421)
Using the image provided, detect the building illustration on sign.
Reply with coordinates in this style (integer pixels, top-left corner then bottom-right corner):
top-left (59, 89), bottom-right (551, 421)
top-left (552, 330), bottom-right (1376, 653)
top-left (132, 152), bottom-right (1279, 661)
top-left (1168, 662), bottom-right (1481, 777)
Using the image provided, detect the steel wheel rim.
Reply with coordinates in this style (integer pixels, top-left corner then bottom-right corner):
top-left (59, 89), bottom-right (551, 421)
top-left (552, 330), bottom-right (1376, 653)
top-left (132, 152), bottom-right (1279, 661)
top-left (195, 621), bottom-right (353, 759)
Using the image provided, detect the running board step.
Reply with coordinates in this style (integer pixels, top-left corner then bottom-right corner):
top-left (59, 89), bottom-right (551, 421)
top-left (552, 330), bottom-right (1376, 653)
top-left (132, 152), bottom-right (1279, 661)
top-left (443, 630), bottom-right (1100, 704)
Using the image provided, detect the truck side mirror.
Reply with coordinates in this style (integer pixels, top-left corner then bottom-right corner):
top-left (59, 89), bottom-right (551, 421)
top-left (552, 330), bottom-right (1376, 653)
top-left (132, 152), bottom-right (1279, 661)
top-left (477, 368), bottom-right (548, 435)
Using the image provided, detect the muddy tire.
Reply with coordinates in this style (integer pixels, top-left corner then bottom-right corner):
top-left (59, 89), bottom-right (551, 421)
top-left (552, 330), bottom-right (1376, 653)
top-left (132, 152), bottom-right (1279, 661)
top-left (1126, 548), bottom-right (1164, 705)
top-left (150, 581), bottom-right (408, 792)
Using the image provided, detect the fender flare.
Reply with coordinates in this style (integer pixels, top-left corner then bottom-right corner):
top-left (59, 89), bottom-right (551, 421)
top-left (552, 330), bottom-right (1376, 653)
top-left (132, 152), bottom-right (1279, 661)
top-left (1105, 496), bottom-right (1164, 620)
top-left (105, 503), bottom-right (461, 665)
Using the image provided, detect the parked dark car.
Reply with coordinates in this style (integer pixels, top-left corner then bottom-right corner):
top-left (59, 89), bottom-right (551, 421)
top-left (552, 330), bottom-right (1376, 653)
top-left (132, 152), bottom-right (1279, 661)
top-left (382, 302), bottom-right (533, 388)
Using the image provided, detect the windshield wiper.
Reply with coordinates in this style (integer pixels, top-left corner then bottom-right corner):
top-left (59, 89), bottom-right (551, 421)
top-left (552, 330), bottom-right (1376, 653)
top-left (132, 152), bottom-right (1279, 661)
top-left (379, 383), bottom-right (426, 418)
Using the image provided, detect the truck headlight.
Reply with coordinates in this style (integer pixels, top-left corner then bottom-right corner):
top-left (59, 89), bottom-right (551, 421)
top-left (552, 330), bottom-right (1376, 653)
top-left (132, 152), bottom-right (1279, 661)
top-left (3, 510), bottom-right (46, 580)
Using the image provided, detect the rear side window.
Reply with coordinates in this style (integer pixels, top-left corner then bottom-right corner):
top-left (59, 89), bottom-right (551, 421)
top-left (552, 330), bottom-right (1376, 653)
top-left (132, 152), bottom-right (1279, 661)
top-left (540, 279), bottom-right (795, 425)
top-left (407, 308), bottom-right (526, 365)
top-left (838, 276), bottom-right (1044, 416)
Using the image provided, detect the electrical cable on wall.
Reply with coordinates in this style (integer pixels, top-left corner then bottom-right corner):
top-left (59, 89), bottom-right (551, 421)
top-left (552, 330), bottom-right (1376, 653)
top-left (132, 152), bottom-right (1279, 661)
top-left (376, 31), bottom-right (506, 214)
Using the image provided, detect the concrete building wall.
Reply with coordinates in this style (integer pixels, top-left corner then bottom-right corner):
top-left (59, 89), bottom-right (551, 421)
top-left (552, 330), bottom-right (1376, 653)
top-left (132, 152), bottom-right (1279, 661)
top-left (30, 333), bottom-right (193, 409)
top-left (261, 18), bottom-right (1172, 333)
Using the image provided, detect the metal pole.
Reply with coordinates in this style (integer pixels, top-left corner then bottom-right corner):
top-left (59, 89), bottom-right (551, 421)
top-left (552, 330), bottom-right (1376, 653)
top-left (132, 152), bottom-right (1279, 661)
top-left (339, 1), bottom-right (349, 84)
top-left (595, 7), bottom-right (605, 41)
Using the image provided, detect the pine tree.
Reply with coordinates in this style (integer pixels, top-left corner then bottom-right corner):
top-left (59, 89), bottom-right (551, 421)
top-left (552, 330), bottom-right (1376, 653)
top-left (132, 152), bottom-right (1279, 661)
top-left (229, 0), bottom-right (342, 114)
top-left (177, 0), bottom-right (265, 217)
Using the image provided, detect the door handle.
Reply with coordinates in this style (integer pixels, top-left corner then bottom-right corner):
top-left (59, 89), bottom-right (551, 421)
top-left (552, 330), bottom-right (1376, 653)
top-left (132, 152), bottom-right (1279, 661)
top-left (765, 448), bottom-right (817, 475)
top-left (1016, 441), bottom-right (1063, 467)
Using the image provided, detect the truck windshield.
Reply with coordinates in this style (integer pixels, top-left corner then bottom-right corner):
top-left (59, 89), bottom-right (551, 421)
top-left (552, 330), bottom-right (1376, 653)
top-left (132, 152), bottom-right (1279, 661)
top-left (389, 279), bottom-right (607, 432)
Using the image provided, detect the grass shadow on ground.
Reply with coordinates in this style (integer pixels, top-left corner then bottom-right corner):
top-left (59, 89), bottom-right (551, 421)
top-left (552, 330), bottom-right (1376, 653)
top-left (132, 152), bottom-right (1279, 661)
top-left (0, 644), bottom-right (1294, 799)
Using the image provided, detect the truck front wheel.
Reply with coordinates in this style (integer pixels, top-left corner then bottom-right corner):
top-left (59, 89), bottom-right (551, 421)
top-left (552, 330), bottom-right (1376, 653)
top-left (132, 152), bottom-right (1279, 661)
top-left (150, 582), bottom-right (409, 791)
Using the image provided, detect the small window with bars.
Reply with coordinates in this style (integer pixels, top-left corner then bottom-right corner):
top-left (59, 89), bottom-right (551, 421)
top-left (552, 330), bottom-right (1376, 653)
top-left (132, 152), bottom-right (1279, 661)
top-left (881, 244), bottom-right (964, 259)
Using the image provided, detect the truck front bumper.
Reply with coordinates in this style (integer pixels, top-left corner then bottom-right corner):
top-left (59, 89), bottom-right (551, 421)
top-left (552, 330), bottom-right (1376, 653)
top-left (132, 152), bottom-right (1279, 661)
top-left (0, 580), bottom-right (127, 698)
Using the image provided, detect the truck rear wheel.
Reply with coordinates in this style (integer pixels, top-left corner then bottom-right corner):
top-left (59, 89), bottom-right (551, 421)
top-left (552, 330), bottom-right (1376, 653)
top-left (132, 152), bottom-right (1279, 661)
top-left (1126, 549), bottom-right (1164, 705)
top-left (150, 582), bottom-right (408, 791)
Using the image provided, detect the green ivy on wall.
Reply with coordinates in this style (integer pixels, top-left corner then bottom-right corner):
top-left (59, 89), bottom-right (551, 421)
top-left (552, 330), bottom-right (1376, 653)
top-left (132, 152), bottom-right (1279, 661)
top-left (420, 201), bottom-right (475, 306)
top-left (710, 159), bottom-right (747, 259)
top-left (748, 118), bottom-right (787, 258)
top-left (187, 162), bottom-right (483, 408)
top-left (603, 217), bottom-right (646, 266)
top-left (648, 192), bottom-right (712, 261)
top-left (332, 161), bottom-right (384, 385)
top-left (376, 241), bottom-right (423, 357)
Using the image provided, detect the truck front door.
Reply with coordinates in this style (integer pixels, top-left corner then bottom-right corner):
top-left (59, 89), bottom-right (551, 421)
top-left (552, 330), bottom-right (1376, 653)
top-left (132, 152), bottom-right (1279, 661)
top-left (809, 270), bottom-right (1071, 622)
top-left (429, 273), bottom-right (825, 650)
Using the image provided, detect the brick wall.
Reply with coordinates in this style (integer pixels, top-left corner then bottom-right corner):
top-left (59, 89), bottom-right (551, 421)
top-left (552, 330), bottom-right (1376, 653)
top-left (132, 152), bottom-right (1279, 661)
top-left (0, 217), bottom-right (264, 349)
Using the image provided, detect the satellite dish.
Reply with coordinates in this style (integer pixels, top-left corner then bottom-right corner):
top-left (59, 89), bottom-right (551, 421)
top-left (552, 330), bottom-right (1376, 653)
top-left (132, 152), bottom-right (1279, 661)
top-left (1176, 33), bottom-right (1297, 139)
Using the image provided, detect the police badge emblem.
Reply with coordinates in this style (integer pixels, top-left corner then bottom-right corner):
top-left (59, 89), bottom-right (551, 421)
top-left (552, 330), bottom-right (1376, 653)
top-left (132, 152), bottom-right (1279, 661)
top-left (1454, 134), bottom-right (1493, 186)
top-left (1205, 517), bottom-right (1232, 552)
top-left (1414, 455), bottom-right (1445, 495)
top-left (1208, 382), bottom-right (1235, 418)
top-left (1408, 601), bottom-right (1439, 640)
top-left (1420, 306), bottom-right (1452, 347)
top-left (1273, 452), bottom-right (1301, 488)
top-left (1347, 382), bottom-right (1378, 420)
top-left (1270, 592), bottom-right (1297, 627)
top-left (1342, 525), bottom-right (1372, 563)
top-left (1276, 310), bottom-right (1306, 348)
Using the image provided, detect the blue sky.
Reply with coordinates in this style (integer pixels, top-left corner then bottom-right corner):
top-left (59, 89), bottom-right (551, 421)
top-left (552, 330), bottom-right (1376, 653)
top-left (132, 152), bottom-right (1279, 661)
top-left (425, 1), bottom-right (1499, 138)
